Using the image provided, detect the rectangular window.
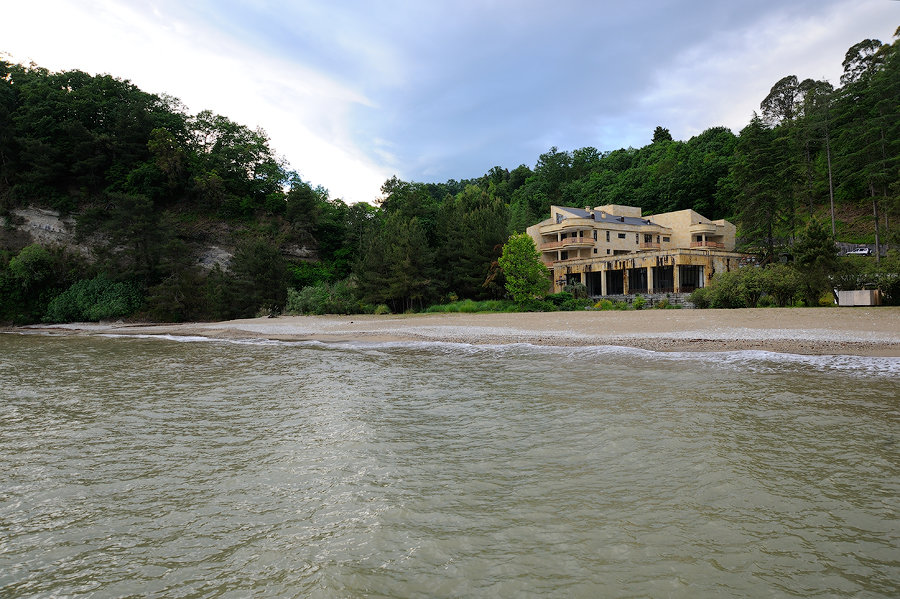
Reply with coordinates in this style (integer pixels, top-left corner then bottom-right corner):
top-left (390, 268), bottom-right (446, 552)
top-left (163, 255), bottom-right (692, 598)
top-left (606, 231), bottom-right (610, 242)
top-left (635, 234), bottom-right (639, 244)
top-left (617, 233), bottom-right (626, 239)
top-left (593, 231), bottom-right (598, 241)
top-left (593, 248), bottom-right (598, 254)
top-left (663, 236), bottom-right (670, 242)
top-left (644, 234), bottom-right (652, 243)
top-left (606, 249), bottom-right (610, 254)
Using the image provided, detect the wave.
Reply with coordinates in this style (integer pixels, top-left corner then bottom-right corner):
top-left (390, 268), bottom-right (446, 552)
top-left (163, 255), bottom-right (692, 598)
top-left (95, 332), bottom-right (900, 378)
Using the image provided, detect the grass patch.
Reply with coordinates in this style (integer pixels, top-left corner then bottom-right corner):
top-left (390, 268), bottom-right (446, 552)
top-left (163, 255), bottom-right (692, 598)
top-left (424, 299), bottom-right (519, 313)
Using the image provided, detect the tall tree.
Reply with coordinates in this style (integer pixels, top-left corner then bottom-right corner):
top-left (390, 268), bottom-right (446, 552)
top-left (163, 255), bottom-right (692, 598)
top-left (732, 115), bottom-right (783, 260)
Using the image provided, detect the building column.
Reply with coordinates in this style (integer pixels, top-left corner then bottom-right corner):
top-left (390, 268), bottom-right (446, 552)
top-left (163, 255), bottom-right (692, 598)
top-left (623, 269), bottom-right (630, 295)
top-left (674, 263), bottom-right (681, 293)
top-left (600, 269), bottom-right (607, 296)
top-left (646, 266), bottom-right (653, 294)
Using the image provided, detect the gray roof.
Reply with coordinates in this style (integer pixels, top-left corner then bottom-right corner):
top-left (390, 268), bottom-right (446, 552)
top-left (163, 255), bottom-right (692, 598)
top-left (559, 206), bottom-right (651, 226)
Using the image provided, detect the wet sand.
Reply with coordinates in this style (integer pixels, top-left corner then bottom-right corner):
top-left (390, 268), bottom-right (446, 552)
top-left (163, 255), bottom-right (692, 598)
top-left (13, 307), bottom-right (900, 357)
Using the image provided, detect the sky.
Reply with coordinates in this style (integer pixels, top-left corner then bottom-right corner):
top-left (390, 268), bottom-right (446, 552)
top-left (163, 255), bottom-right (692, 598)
top-left (4, 0), bottom-right (898, 204)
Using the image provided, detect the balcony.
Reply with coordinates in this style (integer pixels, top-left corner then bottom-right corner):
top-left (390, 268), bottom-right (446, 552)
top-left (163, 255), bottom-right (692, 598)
top-left (689, 223), bottom-right (718, 234)
top-left (540, 238), bottom-right (595, 251)
top-left (639, 242), bottom-right (661, 250)
top-left (690, 241), bottom-right (725, 249)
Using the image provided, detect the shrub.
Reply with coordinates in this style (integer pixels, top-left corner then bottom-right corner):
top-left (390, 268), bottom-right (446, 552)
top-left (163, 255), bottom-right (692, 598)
top-left (632, 295), bottom-right (646, 310)
top-left (756, 294), bottom-right (776, 308)
top-left (613, 300), bottom-right (629, 310)
top-left (374, 304), bottom-right (391, 315)
top-left (707, 270), bottom-right (750, 308)
top-left (545, 291), bottom-right (574, 307)
top-left (44, 276), bottom-right (143, 323)
top-left (562, 282), bottom-right (588, 299)
top-left (689, 287), bottom-right (710, 309)
top-left (286, 280), bottom-right (359, 315)
top-left (594, 298), bottom-right (614, 311)
top-left (519, 298), bottom-right (557, 312)
top-left (655, 298), bottom-right (670, 309)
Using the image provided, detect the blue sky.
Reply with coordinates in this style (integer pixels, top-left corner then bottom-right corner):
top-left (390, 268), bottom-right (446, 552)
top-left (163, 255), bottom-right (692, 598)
top-left (4, 0), bottom-right (898, 203)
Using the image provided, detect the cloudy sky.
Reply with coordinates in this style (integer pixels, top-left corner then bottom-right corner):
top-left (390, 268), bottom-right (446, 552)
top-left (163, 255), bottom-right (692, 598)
top-left (4, 0), bottom-right (898, 203)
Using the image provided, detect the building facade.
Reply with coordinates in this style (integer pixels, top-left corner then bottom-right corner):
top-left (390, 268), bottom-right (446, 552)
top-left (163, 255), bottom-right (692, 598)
top-left (526, 204), bottom-right (746, 295)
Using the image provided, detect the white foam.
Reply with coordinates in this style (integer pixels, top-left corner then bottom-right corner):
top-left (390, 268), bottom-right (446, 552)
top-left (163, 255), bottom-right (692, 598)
top-left (91, 332), bottom-right (900, 378)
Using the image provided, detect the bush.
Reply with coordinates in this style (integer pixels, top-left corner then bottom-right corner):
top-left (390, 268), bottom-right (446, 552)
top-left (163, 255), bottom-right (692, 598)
top-left (562, 282), bottom-right (588, 299)
top-left (655, 298), bottom-right (670, 309)
top-left (613, 300), bottom-right (628, 310)
top-left (689, 287), bottom-right (710, 309)
top-left (632, 295), bottom-right (646, 310)
top-left (44, 276), bottom-right (143, 322)
top-left (756, 294), bottom-right (776, 308)
top-left (519, 298), bottom-right (558, 312)
top-left (707, 270), bottom-right (750, 308)
top-left (594, 298), bottom-right (614, 311)
top-left (286, 280), bottom-right (359, 315)
top-left (374, 304), bottom-right (391, 315)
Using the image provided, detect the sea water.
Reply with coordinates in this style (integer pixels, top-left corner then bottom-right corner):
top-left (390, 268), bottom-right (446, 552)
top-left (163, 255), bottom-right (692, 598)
top-left (1, 333), bottom-right (898, 598)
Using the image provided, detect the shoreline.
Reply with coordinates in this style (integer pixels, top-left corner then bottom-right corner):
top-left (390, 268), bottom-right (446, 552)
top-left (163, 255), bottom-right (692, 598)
top-left (9, 307), bottom-right (900, 357)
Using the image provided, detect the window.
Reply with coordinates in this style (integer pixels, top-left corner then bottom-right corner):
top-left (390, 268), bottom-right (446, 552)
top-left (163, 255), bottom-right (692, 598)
top-left (593, 231), bottom-right (598, 241)
top-left (644, 234), bottom-right (653, 243)
top-left (663, 236), bottom-right (670, 242)
top-left (593, 248), bottom-right (598, 254)
top-left (606, 231), bottom-right (610, 242)
top-left (606, 249), bottom-right (610, 254)
top-left (635, 233), bottom-right (639, 244)
top-left (617, 233), bottom-right (626, 239)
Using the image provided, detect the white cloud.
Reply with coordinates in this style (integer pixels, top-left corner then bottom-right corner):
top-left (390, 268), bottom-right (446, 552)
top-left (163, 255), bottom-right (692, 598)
top-left (638, 0), bottom-right (898, 140)
top-left (3, 0), bottom-right (392, 203)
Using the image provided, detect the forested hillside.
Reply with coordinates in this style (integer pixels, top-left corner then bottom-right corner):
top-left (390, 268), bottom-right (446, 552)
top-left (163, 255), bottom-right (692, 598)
top-left (1, 29), bottom-right (897, 322)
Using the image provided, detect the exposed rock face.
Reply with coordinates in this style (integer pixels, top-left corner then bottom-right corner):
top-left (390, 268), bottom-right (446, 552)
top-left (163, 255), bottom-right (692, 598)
top-left (3, 206), bottom-right (318, 270)
top-left (13, 207), bottom-right (77, 244)
top-left (281, 244), bottom-right (316, 260)
top-left (197, 246), bottom-right (233, 271)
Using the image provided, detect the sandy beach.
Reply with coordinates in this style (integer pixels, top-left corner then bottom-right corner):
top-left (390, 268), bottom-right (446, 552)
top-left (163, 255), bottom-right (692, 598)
top-left (13, 307), bottom-right (900, 357)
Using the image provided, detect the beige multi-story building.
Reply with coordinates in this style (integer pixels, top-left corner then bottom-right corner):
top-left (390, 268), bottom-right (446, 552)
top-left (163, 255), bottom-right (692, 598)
top-left (526, 204), bottom-right (746, 295)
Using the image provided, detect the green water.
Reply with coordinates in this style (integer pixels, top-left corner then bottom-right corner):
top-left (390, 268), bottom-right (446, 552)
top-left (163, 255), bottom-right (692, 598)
top-left (1, 334), bottom-right (898, 597)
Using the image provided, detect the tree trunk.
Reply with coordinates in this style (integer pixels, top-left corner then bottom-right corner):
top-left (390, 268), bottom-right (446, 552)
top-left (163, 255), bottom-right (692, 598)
top-left (871, 183), bottom-right (881, 265)
top-left (825, 126), bottom-right (836, 238)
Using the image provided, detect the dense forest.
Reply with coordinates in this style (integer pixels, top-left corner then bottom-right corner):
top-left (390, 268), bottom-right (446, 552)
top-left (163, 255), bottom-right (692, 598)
top-left (1, 30), bottom-right (898, 323)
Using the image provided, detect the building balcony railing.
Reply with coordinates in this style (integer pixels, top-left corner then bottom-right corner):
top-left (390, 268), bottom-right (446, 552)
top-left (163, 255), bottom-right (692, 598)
top-left (639, 242), bottom-right (661, 250)
top-left (540, 238), bottom-right (595, 250)
top-left (690, 241), bottom-right (725, 249)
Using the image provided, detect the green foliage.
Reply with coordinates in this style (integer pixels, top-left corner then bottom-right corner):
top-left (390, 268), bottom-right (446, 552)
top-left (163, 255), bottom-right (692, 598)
top-left (562, 282), bottom-right (588, 298)
top-left (594, 298), bottom-right (614, 311)
top-left (424, 299), bottom-right (517, 313)
top-left (689, 287), bottom-right (710, 309)
top-left (691, 263), bottom-right (809, 309)
top-left (285, 280), bottom-right (359, 315)
top-left (632, 295), bottom-right (646, 310)
top-left (229, 239), bottom-right (289, 316)
top-left (373, 304), bottom-right (391, 315)
top-left (0, 244), bottom-right (84, 324)
top-left (44, 276), bottom-right (143, 322)
top-left (793, 220), bottom-right (840, 304)
top-left (498, 233), bottom-right (550, 303)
